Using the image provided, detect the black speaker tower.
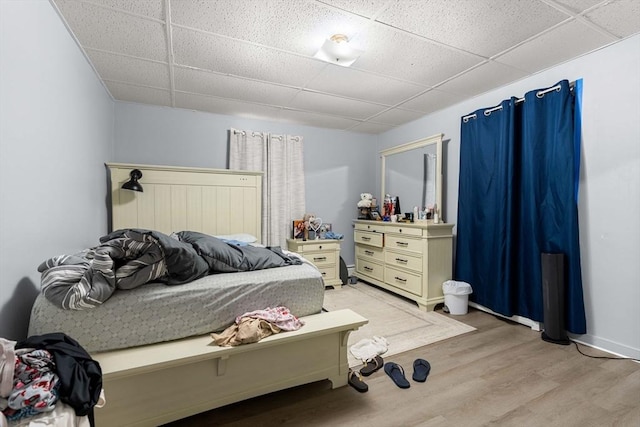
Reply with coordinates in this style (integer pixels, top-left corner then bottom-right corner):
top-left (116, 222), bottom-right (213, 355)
top-left (541, 253), bottom-right (570, 345)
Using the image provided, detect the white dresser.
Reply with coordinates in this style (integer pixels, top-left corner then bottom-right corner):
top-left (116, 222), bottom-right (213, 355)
top-left (353, 220), bottom-right (454, 311)
top-left (287, 238), bottom-right (342, 288)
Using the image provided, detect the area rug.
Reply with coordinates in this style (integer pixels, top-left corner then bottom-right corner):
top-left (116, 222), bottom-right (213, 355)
top-left (323, 283), bottom-right (476, 367)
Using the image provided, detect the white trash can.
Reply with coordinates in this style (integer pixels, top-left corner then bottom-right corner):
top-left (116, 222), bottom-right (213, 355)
top-left (442, 280), bottom-right (473, 315)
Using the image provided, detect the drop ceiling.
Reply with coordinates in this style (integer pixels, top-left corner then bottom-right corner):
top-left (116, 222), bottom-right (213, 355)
top-left (52, 0), bottom-right (640, 134)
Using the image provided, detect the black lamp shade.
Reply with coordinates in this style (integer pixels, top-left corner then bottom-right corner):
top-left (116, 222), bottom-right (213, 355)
top-left (122, 169), bottom-right (143, 192)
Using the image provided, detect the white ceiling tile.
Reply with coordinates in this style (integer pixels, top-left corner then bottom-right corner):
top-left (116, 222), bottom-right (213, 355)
top-left (87, 0), bottom-right (165, 20)
top-left (170, 0), bottom-right (368, 56)
top-left (277, 109), bottom-right (361, 130)
top-left (172, 27), bottom-right (326, 87)
top-left (353, 25), bottom-right (483, 86)
top-left (376, 0), bottom-right (570, 57)
top-left (86, 50), bottom-right (170, 89)
top-left (305, 66), bottom-right (428, 105)
top-left (495, 20), bottom-right (616, 73)
top-left (318, 0), bottom-right (392, 18)
top-left (175, 92), bottom-right (282, 119)
top-left (584, 0), bottom-right (640, 38)
top-left (437, 61), bottom-right (529, 98)
top-left (347, 121), bottom-right (395, 134)
top-left (174, 67), bottom-right (300, 105)
top-left (398, 89), bottom-right (466, 114)
top-left (368, 108), bottom-right (425, 126)
top-left (105, 81), bottom-right (171, 106)
top-left (289, 91), bottom-right (387, 120)
top-left (54, 0), bottom-right (167, 60)
top-left (551, 0), bottom-right (605, 14)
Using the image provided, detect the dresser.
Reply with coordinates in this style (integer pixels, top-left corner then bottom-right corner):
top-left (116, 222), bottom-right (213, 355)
top-left (287, 239), bottom-right (342, 288)
top-left (353, 220), bottom-right (454, 311)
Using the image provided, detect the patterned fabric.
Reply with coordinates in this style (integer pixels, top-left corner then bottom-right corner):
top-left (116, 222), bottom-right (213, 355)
top-left (39, 231), bottom-right (167, 310)
top-left (235, 306), bottom-right (305, 331)
top-left (3, 349), bottom-right (59, 421)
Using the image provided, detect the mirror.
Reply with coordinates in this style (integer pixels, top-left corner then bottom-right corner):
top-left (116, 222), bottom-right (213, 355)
top-left (381, 133), bottom-right (443, 221)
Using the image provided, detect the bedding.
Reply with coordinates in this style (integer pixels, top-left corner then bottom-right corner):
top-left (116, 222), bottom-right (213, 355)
top-left (28, 263), bottom-right (324, 353)
top-left (38, 229), bottom-right (302, 310)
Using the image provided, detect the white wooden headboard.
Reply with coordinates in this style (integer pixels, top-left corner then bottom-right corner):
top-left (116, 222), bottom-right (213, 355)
top-left (106, 163), bottom-right (262, 242)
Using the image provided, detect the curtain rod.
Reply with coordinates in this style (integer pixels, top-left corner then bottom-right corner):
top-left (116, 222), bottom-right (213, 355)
top-left (462, 82), bottom-right (573, 122)
top-left (232, 129), bottom-right (300, 141)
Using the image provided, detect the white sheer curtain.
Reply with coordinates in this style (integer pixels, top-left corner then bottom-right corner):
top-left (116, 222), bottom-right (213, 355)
top-left (229, 129), bottom-right (305, 247)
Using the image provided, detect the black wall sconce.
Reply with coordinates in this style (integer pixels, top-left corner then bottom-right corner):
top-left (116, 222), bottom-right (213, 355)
top-left (121, 169), bottom-right (143, 192)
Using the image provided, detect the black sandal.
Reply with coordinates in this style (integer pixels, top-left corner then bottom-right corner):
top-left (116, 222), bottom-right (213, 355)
top-left (348, 368), bottom-right (369, 392)
top-left (360, 355), bottom-right (384, 376)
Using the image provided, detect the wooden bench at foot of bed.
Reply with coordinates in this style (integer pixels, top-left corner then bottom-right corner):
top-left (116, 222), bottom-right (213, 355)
top-left (92, 309), bottom-right (368, 427)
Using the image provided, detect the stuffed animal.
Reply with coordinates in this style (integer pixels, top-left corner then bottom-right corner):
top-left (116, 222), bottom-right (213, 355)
top-left (357, 193), bottom-right (373, 208)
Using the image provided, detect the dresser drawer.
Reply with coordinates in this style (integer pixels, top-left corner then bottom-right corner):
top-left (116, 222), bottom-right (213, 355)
top-left (385, 266), bottom-right (422, 296)
top-left (385, 250), bottom-right (422, 273)
top-left (356, 244), bottom-right (384, 262)
top-left (317, 265), bottom-right (337, 281)
top-left (386, 234), bottom-right (422, 253)
top-left (385, 225), bottom-right (422, 237)
top-left (304, 251), bottom-right (336, 266)
top-left (354, 230), bottom-right (383, 248)
top-left (355, 222), bottom-right (385, 233)
top-left (356, 258), bottom-right (384, 282)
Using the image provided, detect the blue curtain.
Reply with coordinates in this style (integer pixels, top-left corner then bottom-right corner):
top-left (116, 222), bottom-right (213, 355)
top-left (456, 80), bottom-right (586, 334)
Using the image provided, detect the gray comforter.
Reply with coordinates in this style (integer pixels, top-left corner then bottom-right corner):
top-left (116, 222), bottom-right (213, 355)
top-left (38, 229), bottom-right (302, 310)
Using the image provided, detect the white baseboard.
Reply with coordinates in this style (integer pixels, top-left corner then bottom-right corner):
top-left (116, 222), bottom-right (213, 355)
top-left (469, 302), bottom-right (640, 360)
top-left (468, 302), bottom-right (541, 331)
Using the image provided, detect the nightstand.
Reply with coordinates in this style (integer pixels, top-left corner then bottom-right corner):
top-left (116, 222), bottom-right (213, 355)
top-left (287, 238), bottom-right (342, 288)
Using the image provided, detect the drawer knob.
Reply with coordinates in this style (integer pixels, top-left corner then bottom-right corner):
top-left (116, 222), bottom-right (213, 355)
top-left (394, 276), bottom-right (407, 282)
top-left (396, 241), bottom-right (409, 247)
top-left (364, 266), bottom-right (373, 271)
top-left (314, 257), bottom-right (327, 262)
top-left (365, 250), bottom-right (374, 256)
top-left (361, 236), bottom-right (371, 241)
top-left (395, 258), bottom-right (408, 264)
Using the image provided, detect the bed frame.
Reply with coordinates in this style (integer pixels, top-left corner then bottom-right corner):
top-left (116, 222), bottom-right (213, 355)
top-left (94, 163), bottom-right (367, 426)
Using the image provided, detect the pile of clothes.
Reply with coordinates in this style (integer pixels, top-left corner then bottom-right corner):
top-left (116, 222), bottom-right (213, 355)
top-left (211, 306), bottom-right (305, 346)
top-left (0, 333), bottom-right (102, 427)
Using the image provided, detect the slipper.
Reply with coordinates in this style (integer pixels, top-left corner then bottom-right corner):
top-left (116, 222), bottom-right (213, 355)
top-left (348, 369), bottom-right (368, 393)
top-left (384, 362), bottom-right (410, 389)
top-left (412, 358), bottom-right (431, 382)
top-left (360, 355), bottom-right (384, 376)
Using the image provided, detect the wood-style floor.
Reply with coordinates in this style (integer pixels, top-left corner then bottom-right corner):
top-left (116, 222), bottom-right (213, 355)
top-left (165, 307), bottom-right (640, 427)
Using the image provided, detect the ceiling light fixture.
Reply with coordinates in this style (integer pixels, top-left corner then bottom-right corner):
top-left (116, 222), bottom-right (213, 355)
top-left (314, 34), bottom-right (363, 67)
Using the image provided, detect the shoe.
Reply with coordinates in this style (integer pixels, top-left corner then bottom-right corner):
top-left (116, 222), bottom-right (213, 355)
top-left (412, 358), bottom-right (431, 382)
top-left (348, 368), bottom-right (368, 393)
top-left (384, 362), bottom-right (410, 389)
top-left (360, 355), bottom-right (384, 376)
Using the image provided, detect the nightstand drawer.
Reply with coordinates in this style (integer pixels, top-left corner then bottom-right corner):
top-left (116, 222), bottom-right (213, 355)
top-left (356, 258), bottom-right (384, 282)
top-left (356, 244), bottom-right (384, 262)
top-left (297, 241), bottom-right (339, 252)
top-left (386, 234), bottom-right (421, 253)
top-left (317, 265), bottom-right (337, 281)
top-left (305, 251), bottom-right (336, 265)
top-left (385, 250), bottom-right (422, 273)
top-left (354, 230), bottom-right (383, 248)
top-left (385, 266), bottom-right (422, 296)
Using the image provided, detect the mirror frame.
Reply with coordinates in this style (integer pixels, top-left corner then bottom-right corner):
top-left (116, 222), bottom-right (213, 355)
top-left (380, 133), bottom-right (444, 220)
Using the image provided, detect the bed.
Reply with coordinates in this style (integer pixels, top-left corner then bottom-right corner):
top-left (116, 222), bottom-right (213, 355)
top-left (27, 163), bottom-right (366, 427)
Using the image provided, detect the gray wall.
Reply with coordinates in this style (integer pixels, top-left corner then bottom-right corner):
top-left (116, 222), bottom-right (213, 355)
top-left (114, 103), bottom-right (375, 266)
top-left (0, 0), bottom-right (114, 339)
top-left (378, 35), bottom-right (640, 359)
